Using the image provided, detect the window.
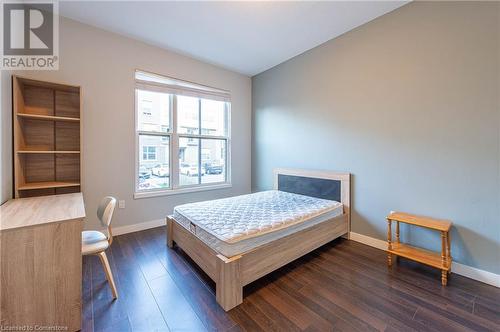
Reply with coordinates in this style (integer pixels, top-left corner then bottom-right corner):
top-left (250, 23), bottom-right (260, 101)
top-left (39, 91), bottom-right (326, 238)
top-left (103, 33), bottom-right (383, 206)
top-left (135, 70), bottom-right (231, 197)
top-left (142, 146), bottom-right (157, 161)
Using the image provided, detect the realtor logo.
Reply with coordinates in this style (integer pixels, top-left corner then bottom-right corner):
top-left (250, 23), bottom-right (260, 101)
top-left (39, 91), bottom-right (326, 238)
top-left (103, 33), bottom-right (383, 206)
top-left (1, 0), bottom-right (59, 70)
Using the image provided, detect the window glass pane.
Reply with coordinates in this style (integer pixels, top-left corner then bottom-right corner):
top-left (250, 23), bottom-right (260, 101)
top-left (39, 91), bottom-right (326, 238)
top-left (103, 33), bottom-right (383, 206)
top-left (201, 99), bottom-right (226, 136)
top-left (179, 137), bottom-right (200, 186)
top-left (177, 95), bottom-right (199, 135)
top-left (137, 90), bottom-right (170, 132)
top-left (138, 135), bottom-right (170, 191)
top-left (201, 139), bottom-right (226, 184)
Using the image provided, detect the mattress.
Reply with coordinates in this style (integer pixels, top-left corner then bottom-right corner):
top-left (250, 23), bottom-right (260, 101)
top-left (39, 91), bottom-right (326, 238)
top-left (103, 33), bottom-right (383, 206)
top-left (173, 190), bottom-right (344, 257)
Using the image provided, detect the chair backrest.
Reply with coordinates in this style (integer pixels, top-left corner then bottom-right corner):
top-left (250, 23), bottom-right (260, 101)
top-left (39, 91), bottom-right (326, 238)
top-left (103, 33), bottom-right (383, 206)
top-left (97, 196), bottom-right (117, 245)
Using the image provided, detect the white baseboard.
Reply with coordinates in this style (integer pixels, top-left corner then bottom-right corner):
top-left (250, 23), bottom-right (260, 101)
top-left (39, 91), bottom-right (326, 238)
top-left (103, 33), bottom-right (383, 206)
top-left (349, 232), bottom-right (387, 250)
top-left (451, 261), bottom-right (500, 288)
top-left (112, 218), bottom-right (166, 236)
top-left (349, 231), bottom-right (500, 288)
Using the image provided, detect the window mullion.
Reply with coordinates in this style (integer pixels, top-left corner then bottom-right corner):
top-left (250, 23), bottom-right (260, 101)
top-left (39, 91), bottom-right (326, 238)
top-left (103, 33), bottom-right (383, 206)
top-left (178, 134), bottom-right (228, 140)
top-left (137, 130), bottom-right (169, 136)
top-left (135, 88), bottom-right (140, 193)
top-left (198, 98), bottom-right (202, 185)
top-left (225, 102), bottom-right (231, 184)
top-left (171, 95), bottom-right (179, 189)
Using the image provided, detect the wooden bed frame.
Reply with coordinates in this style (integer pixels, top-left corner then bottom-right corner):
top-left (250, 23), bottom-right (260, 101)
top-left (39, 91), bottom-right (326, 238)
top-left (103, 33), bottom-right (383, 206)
top-left (166, 168), bottom-right (350, 311)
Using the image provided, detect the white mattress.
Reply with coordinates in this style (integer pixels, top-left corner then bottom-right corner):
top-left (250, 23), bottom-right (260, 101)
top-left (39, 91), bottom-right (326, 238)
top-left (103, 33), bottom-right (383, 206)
top-left (173, 190), bottom-right (344, 257)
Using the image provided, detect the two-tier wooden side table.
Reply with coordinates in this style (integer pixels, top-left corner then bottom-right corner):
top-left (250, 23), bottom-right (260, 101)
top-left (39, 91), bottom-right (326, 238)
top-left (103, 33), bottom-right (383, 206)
top-left (386, 211), bottom-right (452, 285)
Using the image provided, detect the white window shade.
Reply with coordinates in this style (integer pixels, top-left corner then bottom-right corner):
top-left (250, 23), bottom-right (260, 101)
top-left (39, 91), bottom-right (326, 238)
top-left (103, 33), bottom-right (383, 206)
top-left (136, 70), bottom-right (231, 102)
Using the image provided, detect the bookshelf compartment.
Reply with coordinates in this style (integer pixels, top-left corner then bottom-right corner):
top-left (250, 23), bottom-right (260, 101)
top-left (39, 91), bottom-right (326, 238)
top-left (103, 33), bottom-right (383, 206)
top-left (55, 122), bottom-right (80, 151)
top-left (55, 186), bottom-right (81, 195)
top-left (55, 90), bottom-right (80, 118)
top-left (18, 188), bottom-right (56, 198)
top-left (56, 154), bottom-right (80, 182)
top-left (23, 85), bottom-right (54, 116)
top-left (23, 154), bottom-right (55, 183)
top-left (18, 118), bottom-right (55, 151)
top-left (16, 153), bottom-right (81, 198)
top-left (17, 182), bottom-right (80, 198)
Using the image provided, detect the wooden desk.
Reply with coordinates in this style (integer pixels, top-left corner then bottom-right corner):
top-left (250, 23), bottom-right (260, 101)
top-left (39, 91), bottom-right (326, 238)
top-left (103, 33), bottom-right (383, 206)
top-left (386, 211), bottom-right (452, 286)
top-left (0, 193), bottom-right (85, 331)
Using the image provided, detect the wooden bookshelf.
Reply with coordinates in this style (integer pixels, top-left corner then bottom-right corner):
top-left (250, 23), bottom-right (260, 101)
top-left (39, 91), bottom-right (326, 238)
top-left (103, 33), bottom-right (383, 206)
top-left (13, 76), bottom-right (82, 198)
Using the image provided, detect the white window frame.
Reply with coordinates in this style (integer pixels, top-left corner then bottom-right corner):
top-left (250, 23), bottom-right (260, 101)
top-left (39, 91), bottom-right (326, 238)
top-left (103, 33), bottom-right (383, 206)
top-left (134, 70), bottom-right (231, 199)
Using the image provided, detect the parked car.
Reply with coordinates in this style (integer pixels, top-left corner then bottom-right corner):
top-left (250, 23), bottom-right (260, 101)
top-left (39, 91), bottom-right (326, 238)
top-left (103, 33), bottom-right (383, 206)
top-left (139, 166), bottom-right (151, 180)
top-left (152, 164), bottom-right (169, 177)
top-left (180, 163), bottom-right (205, 176)
top-left (203, 162), bottom-right (223, 175)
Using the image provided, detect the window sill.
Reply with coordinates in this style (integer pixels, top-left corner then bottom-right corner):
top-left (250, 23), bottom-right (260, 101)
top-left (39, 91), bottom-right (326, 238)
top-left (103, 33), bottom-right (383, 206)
top-left (134, 183), bottom-right (232, 199)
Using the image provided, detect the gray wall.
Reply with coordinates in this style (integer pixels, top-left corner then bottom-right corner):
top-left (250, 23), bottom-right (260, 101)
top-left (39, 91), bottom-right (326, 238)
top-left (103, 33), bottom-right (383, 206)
top-left (0, 17), bottom-right (252, 230)
top-left (252, 2), bottom-right (499, 274)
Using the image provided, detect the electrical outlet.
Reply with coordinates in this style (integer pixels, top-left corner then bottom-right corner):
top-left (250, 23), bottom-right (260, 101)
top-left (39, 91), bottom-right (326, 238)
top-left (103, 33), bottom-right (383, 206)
top-left (118, 200), bottom-right (125, 209)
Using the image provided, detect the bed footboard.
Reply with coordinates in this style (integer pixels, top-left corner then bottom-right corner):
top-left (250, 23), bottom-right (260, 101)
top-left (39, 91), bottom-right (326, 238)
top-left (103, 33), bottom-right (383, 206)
top-left (239, 213), bottom-right (348, 285)
top-left (167, 216), bottom-right (244, 309)
top-left (166, 213), bottom-right (347, 311)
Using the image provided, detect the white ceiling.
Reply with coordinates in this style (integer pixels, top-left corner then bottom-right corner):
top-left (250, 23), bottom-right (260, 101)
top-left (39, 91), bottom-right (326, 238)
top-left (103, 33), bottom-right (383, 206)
top-left (60, 1), bottom-right (409, 76)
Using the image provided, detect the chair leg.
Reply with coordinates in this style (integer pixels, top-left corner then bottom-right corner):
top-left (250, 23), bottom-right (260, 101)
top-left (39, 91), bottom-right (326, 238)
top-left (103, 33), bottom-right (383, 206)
top-left (98, 251), bottom-right (118, 299)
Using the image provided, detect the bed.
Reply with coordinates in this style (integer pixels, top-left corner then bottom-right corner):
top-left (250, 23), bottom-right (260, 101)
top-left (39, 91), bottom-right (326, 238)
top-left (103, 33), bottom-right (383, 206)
top-left (166, 168), bottom-right (350, 311)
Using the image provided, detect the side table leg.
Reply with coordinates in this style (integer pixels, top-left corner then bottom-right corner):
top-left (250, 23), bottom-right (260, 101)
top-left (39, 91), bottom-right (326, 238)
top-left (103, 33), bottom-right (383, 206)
top-left (396, 221), bottom-right (400, 243)
top-left (441, 231), bottom-right (448, 286)
top-left (447, 231), bottom-right (451, 275)
top-left (387, 219), bottom-right (392, 267)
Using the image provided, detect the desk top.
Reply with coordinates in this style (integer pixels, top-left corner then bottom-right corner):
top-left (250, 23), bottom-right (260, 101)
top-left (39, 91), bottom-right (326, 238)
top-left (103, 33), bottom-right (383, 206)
top-left (387, 211), bottom-right (451, 232)
top-left (0, 193), bottom-right (85, 231)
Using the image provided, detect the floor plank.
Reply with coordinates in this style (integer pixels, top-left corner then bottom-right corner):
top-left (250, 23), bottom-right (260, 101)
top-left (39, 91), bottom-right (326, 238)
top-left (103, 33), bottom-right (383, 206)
top-left (81, 254), bottom-right (94, 332)
top-left (82, 226), bottom-right (500, 332)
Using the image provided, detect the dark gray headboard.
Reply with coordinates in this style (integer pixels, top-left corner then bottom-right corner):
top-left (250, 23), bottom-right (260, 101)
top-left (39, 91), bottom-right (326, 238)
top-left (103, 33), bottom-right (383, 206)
top-left (273, 168), bottom-right (351, 235)
top-left (277, 174), bottom-right (341, 202)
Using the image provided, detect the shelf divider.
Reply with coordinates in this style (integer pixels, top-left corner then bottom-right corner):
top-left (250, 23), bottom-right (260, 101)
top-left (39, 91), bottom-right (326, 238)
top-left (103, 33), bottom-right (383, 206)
top-left (17, 150), bottom-right (80, 154)
top-left (17, 113), bottom-right (80, 122)
top-left (18, 181), bottom-right (81, 191)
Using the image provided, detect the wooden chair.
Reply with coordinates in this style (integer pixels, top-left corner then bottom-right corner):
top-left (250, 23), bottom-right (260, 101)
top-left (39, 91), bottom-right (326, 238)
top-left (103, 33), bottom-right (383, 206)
top-left (82, 196), bottom-right (118, 299)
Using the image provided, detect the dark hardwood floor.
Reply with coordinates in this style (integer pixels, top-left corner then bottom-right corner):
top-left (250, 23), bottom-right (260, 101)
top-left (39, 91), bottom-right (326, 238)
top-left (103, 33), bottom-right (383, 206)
top-left (82, 226), bottom-right (500, 332)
